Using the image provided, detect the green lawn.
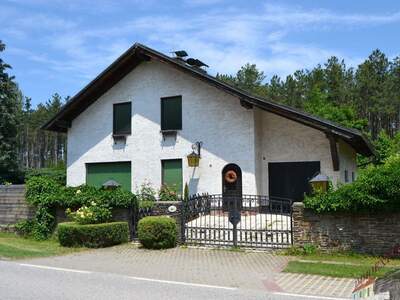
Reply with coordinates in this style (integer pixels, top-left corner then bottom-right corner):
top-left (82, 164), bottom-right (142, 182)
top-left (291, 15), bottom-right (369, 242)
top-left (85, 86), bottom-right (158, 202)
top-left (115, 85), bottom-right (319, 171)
top-left (295, 252), bottom-right (400, 268)
top-left (281, 249), bottom-right (400, 278)
top-left (0, 232), bottom-right (85, 259)
top-left (284, 261), bottom-right (396, 278)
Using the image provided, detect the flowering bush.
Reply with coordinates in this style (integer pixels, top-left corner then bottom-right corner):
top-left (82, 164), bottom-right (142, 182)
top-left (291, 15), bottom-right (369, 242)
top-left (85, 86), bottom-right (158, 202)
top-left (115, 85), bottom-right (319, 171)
top-left (66, 201), bottom-right (112, 225)
top-left (136, 181), bottom-right (157, 202)
top-left (159, 184), bottom-right (179, 201)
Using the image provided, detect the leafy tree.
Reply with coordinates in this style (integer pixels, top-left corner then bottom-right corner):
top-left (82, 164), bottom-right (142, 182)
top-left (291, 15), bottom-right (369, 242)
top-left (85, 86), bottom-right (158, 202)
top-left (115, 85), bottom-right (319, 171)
top-left (324, 57), bottom-right (352, 106)
top-left (217, 48), bottom-right (400, 148)
top-left (303, 86), bottom-right (367, 130)
top-left (266, 75), bottom-right (284, 103)
top-left (20, 93), bottom-right (67, 170)
top-left (217, 63), bottom-right (268, 97)
top-left (372, 131), bottom-right (400, 164)
top-left (355, 50), bottom-right (390, 139)
top-left (0, 41), bottom-right (23, 182)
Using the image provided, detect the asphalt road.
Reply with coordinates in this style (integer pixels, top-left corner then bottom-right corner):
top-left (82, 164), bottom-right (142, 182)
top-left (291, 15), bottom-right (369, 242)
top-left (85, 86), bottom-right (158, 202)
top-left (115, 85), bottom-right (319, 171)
top-left (0, 261), bottom-right (344, 300)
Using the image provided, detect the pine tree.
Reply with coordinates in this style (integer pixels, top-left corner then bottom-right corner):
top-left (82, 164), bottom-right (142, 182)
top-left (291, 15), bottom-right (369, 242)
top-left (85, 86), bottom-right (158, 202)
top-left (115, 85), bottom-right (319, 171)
top-left (356, 50), bottom-right (390, 139)
top-left (0, 41), bottom-right (23, 182)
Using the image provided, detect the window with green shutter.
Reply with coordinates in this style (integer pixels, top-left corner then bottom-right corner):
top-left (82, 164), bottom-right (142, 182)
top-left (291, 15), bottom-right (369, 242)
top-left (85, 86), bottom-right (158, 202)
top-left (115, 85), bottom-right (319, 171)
top-left (161, 96), bottom-right (182, 131)
top-left (161, 159), bottom-right (183, 194)
top-left (113, 102), bottom-right (131, 135)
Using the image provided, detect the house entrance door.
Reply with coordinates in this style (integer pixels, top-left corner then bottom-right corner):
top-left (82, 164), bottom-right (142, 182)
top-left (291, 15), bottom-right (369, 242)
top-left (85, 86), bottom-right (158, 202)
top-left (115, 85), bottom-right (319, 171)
top-left (222, 163), bottom-right (242, 211)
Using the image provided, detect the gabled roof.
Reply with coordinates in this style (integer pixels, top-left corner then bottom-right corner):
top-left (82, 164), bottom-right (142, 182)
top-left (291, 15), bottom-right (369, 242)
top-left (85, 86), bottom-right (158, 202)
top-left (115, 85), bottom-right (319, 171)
top-left (42, 43), bottom-right (374, 157)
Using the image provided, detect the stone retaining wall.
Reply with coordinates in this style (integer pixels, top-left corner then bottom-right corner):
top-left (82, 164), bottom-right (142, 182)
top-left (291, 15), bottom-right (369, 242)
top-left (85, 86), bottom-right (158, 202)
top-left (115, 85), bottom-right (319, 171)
top-left (292, 202), bottom-right (400, 255)
top-left (0, 185), bottom-right (34, 231)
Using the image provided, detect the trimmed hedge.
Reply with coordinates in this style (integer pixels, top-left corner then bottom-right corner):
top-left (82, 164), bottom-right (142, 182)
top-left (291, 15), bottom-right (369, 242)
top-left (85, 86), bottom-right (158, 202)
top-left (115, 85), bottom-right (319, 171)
top-left (138, 216), bottom-right (177, 249)
top-left (57, 222), bottom-right (129, 248)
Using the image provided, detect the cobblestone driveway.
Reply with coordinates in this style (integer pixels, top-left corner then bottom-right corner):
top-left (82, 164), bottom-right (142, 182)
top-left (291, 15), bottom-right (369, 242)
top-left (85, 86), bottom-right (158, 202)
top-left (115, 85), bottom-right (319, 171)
top-left (22, 244), bottom-right (354, 298)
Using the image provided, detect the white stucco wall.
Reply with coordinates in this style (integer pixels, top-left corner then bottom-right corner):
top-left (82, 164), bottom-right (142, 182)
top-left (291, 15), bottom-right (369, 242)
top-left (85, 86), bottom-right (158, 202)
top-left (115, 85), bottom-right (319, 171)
top-left (253, 109), bottom-right (349, 195)
top-left (338, 139), bottom-right (358, 183)
top-left (67, 60), bottom-right (257, 195)
top-left (67, 60), bottom-right (358, 196)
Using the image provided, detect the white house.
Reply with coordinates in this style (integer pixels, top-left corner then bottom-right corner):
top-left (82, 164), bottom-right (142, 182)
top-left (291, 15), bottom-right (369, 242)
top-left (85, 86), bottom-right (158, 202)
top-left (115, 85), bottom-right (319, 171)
top-left (43, 43), bottom-right (374, 201)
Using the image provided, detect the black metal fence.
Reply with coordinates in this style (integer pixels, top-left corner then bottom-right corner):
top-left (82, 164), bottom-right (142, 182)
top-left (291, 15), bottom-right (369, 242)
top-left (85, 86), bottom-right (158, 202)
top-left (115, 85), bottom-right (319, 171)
top-left (182, 194), bottom-right (292, 249)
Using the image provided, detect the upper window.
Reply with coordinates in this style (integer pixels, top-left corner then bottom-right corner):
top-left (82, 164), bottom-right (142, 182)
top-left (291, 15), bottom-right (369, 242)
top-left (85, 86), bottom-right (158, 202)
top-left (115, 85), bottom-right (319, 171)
top-left (161, 96), bottom-right (182, 131)
top-left (113, 102), bottom-right (131, 135)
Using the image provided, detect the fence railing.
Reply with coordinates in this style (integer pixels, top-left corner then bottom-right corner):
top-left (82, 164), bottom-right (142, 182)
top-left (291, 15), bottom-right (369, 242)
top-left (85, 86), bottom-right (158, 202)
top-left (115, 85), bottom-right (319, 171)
top-left (182, 194), bottom-right (293, 249)
top-left (183, 194), bottom-right (292, 215)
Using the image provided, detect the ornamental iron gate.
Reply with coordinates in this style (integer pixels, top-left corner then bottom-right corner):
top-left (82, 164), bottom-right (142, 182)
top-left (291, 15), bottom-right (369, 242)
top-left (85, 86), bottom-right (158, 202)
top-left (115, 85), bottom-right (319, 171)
top-left (182, 194), bottom-right (292, 249)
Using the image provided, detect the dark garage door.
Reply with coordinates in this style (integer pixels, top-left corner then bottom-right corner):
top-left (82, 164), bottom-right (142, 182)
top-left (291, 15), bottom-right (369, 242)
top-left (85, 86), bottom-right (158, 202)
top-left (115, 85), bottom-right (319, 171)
top-left (269, 161), bottom-right (320, 201)
top-left (86, 162), bottom-right (131, 191)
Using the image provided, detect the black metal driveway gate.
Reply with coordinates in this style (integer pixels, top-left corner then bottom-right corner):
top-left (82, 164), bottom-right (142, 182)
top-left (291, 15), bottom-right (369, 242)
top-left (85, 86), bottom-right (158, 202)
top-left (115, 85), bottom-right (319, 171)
top-left (181, 194), bottom-right (293, 249)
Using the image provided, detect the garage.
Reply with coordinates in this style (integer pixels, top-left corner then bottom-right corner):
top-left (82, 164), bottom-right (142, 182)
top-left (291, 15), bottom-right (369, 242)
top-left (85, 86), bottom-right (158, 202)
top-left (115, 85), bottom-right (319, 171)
top-left (268, 161), bottom-right (320, 201)
top-left (86, 162), bottom-right (131, 191)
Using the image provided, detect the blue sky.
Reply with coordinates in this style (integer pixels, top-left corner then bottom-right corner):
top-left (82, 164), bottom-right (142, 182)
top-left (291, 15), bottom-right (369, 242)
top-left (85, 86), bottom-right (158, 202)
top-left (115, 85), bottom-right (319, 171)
top-left (1, 0), bottom-right (399, 106)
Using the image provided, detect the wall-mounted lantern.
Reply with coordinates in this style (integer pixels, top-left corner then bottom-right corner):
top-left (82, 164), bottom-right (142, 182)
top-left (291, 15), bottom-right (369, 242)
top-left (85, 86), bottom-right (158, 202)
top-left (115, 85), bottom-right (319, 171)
top-left (187, 141), bottom-right (202, 167)
top-left (309, 173), bottom-right (329, 193)
top-left (102, 179), bottom-right (120, 190)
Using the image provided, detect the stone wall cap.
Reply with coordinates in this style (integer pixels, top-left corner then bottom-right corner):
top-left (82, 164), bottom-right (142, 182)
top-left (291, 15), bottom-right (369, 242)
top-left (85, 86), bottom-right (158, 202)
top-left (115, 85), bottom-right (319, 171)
top-left (292, 202), bottom-right (305, 207)
top-left (0, 184), bottom-right (26, 190)
top-left (155, 201), bottom-right (182, 205)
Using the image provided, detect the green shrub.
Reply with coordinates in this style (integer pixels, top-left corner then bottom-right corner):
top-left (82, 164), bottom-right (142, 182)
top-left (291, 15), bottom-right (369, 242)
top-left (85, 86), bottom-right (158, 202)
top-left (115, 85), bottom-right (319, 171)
top-left (25, 176), bottom-right (138, 240)
top-left (303, 243), bottom-right (317, 255)
top-left (14, 219), bottom-right (36, 237)
top-left (25, 167), bottom-right (66, 185)
top-left (138, 216), bottom-right (177, 249)
top-left (139, 200), bottom-right (155, 210)
top-left (184, 183), bottom-right (189, 202)
top-left (282, 244), bottom-right (318, 256)
top-left (283, 246), bottom-right (305, 256)
top-left (57, 222), bottom-right (129, 248)
top-left (304, 154), bottom-right (400, 213)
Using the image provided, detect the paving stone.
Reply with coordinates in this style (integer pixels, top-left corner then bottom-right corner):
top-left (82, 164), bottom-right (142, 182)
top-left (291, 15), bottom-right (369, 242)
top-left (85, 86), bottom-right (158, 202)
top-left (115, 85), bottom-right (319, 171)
top-left (22, 244), bottom-right (354, 297)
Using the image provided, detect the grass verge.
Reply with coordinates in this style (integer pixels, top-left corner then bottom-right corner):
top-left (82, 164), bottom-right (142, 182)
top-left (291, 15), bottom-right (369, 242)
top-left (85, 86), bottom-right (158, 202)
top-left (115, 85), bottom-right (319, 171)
top-left (293, 252), bottom-right (400, 268)
top-left (0, 232), bottom-right (86, 259)
top-left (280, 247), bottom-right (400, 278)
top-left (284, 261), bottom-right (396, 278)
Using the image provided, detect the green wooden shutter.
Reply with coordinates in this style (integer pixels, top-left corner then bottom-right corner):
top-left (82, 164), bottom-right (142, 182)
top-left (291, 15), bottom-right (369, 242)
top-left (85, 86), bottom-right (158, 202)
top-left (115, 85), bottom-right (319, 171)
top-left (161, 96), bottom-right (182, 130)
top-left (86, 162), bottom-right (131, 191)
top-left (162, 159), bottom-right (182, 194)
top-left (113, 102), bottom-right (131, 134)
